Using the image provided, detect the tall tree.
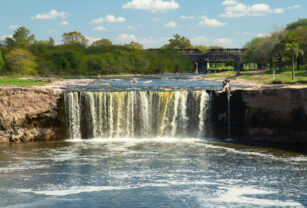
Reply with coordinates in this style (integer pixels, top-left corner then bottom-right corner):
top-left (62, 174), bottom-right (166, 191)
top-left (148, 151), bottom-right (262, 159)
top-left (5, 26), bottom-right (35, 48)
top-left (285, 42), bottom-right (304, 80)
top-left (91, 39), bottom-right (112, 47)
top-left (162, 34), bottom-right (192, 49)
top-left (0, 51), bottom-right (4, 70)
top-left (62, 31), bottom-right (88, 47)
top-left (5, 49), bottom-right (37, 75)
top-left (282, 30), bottom-right (304, 80)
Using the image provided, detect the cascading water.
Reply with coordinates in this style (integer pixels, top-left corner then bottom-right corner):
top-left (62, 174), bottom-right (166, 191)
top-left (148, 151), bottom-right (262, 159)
top-left (64, 90), bottom-right (210, 139)
top-left (227, 92), bottom-right (231, 138)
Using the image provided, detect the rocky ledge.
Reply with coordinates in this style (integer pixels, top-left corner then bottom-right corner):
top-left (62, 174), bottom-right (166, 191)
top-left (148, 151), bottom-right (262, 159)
top-left (209, 87), bottom-right (307, 144)
top-left (0, 88), bottom-right (65, 143)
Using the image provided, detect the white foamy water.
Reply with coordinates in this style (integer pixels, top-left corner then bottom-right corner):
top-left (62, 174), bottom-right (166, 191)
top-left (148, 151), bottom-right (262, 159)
top-left (209, 186), bottom-right (303, 207)
top-left (64, 90), bottom-right (210, 139)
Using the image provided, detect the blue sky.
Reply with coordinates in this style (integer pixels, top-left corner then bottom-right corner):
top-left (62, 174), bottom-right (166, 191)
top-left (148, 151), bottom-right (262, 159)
top-left (0, 0), bottom-right (306, 48)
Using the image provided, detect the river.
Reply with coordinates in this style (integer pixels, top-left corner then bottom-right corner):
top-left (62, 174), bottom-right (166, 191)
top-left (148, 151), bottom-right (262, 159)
top-left (0, 75), bottom-right (306, 208)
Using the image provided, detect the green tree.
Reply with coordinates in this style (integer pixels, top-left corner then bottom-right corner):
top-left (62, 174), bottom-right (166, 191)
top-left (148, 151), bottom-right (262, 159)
top-left (62, 31), bottom-right (88, 47)
top-left (0, 51), bottom-right (4, 70)
top-left (285, 42), bottom-right (304, 80)
top-left (48, 37), bottom-right (55, 46)
top-left (124, 41), bottom-right (144, 50)
top-left (5, 26), bottom-right (35, 48)
top-left (282, 30), bottom-right (304, 80)
top-left (5, 49), bottom-right (37, 75)
top-left (286, 18), bottom-right (307, 31)
top-left (162, 34), bottom-right (192, 49)
top-left (91, 39), bottom-right (112, 47)
top-left (50, 47), bottom-right (87, 74)
top-left (243, 37), bottom-right (268, 69)
top-left (192, 45), bottom-right (209, 53)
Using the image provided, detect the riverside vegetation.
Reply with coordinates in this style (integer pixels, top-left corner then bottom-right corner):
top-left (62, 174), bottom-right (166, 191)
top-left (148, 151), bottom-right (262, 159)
top-left (0, 19), bottom-right (306, 85)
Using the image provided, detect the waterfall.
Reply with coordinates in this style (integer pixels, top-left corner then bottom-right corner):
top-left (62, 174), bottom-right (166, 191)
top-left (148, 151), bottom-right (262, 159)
top-left (64, 92), bottom-right (81, 139)
top-left (64, 90), bottom-right (210, 139)
top-left (227, 92), bottom-right (231, 138)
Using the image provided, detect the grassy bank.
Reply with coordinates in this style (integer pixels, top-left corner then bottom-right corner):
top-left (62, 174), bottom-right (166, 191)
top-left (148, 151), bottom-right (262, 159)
top-left (0, 78), bottom-right (49, 87)
top-left (206, 68), bottom-right (307, 85)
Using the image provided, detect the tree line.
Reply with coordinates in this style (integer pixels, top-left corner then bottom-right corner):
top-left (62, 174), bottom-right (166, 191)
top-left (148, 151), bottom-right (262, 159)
top-left (0, 18), bottom-right (305, 77)
top-left (243, 18), bottom-right (307, 79)
top-left (0, 29), bottom-right (194, 76)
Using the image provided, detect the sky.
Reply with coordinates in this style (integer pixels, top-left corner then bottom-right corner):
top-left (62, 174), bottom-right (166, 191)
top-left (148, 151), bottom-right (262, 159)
top-left (0, 0), bottom-right (306, 48)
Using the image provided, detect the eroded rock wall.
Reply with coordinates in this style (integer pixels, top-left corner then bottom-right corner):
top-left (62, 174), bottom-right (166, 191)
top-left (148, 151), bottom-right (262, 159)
top-left (210, 87), bottom-right (307, 144)
top-left (0, 88), bottom-right (65, 143)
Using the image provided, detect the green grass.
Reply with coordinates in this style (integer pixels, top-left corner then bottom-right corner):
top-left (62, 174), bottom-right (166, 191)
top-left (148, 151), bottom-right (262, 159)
top-left (0, 78), bottom-right (49, 87)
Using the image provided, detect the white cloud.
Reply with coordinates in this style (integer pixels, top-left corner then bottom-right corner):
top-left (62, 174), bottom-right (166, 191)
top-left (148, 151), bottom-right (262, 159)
top-left (287, 5), bottom-right (301, 10)
top-left (60, 21), bottom-right (69, 26)
top-left (243, 32), bottom-right (252, 35)
top-left (222, 0), bottom-right (237, 6)
top-left (93, 26), bottom-right (107, 31)
top-left (164, 21), bottom-right (177, 28)
top-left (217, 38), bottom-right (233, 45)
top-left (117, 34), bottom-right (137, 43)
top-left (31, 10), bottom-right (67, 20)
top-left (122, 0), bottom-right (179, 12)
top-left (127, 25), bottom-right (136, 30)
top-left (191, 36), bottom-right (208, 44)
top-left (86, 37), bottom-right (102, 44)
top-left (256, 33), bottom-right (271, 38)
top-left (0, 35), bottom-right (12, 40)
top-left (180, 15), bottom-right (195, 19)
top-left (139, 36), bottom-right (158, 45)
top-left (220, 2), bottom-right (284, 18)
top-left (91, 15), bottom-right (126, 24)
top-left (139, 36), bottom-right (168, 48)
top-left (153, 17), bottom-right (160, 21)
top-left (199, 16), bottom-right (227, 27)
top-left (8, 25), bottom-right (19, 29)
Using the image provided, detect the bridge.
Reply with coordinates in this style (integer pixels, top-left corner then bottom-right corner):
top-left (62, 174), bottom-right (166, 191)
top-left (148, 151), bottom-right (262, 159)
top-left (179, 48), bottom-right (246, 74)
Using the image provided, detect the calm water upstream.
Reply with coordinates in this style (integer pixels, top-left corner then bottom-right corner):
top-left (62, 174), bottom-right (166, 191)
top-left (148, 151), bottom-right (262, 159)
top-left (0, 76), bottom-right (306, 207)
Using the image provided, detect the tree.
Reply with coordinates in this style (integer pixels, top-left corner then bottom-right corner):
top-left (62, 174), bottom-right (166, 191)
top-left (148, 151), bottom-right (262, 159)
top-left (0, 51), bottom-right (4, 70)
top-left (162, 34), bottom-right (192, 49)
top-left (91, 39), bottom-right (112, 47)
top-left (285, 42), bottom-right (304, 80)
top-left (124, 41), bottom-right (144, 50)
top-left (5, 49), bottom-right (37, 75)
top-left (5, 26), bottom-right (35, 48)
top-left (243, 37), bottom-right (268, 69)
top-left (48, 37), bottom-right (55, 46)
top-left (62, 31), bottom-right (88, 47)
top-left (192, 45), bottom-right (209, 53)
top-left (286, 18), bottom-right (307, 31)
top-left (50, 47), bottom-right (87, 75)
top-left (282, 30), bottom-right (304, 80)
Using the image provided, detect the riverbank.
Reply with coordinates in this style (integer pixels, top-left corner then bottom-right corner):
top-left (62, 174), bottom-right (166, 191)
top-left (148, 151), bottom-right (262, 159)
top-left (0, 87), bottom-right (65, 143)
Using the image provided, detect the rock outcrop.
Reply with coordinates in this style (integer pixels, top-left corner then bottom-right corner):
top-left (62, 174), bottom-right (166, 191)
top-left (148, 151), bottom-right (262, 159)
top-left (0, 88), bottom-right (65, 143)
top-left (209, 87), bottom-right (307, 144)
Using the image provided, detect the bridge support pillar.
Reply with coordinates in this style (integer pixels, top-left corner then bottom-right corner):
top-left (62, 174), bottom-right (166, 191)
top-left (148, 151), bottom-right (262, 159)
top-left (194, 62), bottom-right (199, 74)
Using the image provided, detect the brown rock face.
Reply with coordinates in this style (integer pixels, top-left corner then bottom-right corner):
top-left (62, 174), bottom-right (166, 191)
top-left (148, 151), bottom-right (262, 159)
top-left (0, 88), bottom-right (65, 143)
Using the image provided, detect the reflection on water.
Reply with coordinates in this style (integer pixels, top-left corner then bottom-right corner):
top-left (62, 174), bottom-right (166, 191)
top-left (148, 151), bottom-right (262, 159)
top-left (0, 139), bottom-right (306, 208)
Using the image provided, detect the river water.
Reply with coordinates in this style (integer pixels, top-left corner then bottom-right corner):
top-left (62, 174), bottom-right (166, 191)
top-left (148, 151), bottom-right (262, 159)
top-left (0, 139), bottom-right (306, 208)
top-left (0, 75), bottom-right (306, 208)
